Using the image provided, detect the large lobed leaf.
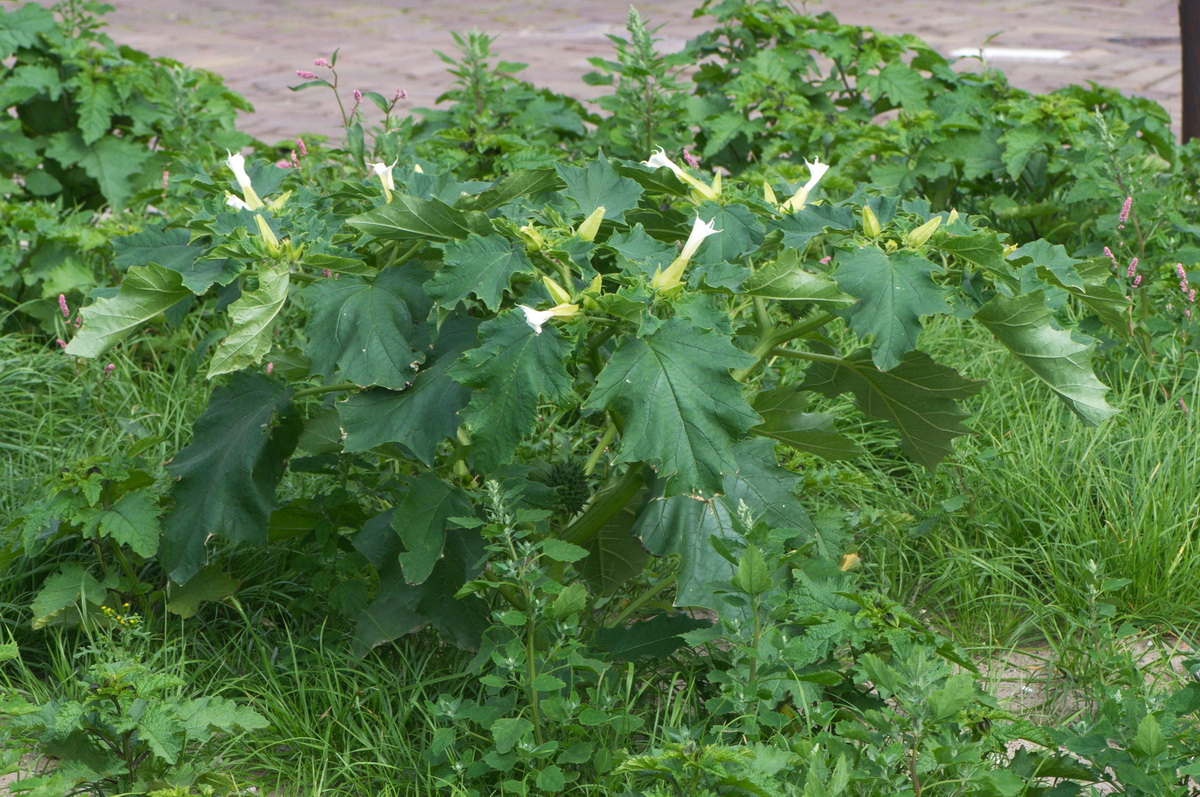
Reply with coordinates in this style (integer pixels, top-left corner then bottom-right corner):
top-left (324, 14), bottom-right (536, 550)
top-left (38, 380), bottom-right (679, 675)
top-left (64, 262), bottom-right (190, 357)
top-left (346, 193), bottom-right (492, 242)
top-left (449, 311), bottom-right (573, 474)
top-left (974, 292), bottom-right (1118, 425)
top-left (159, 372), bottom-right (301, 584)
top-left (801, 348), bottom-right (983, 469)
top-left (585, 319), bottom-right (758, 495)
top-left (428, 234), bottom-right (535, 312)
top-left (207, 265), bottom-right (290, 378)
top-left (834, 246), bottom-right (950, 371)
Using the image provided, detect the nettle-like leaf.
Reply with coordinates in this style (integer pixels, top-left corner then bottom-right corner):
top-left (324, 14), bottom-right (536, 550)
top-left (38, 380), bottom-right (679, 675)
top-left (65, 263), bottom-right (190, 357)
top-left (449, 312), bottom-right (573, 474)
top-left (456, 169), bottom-right (564, 212)
top-left (742, 250), bottom-right (853, 306)
top-left (30, 564), bottom-right (116, 630)
top-left (338, 316), bottom-right (476, 465)
top-left (801, 348), bottom-right (983, 469)
top-left (304, 267), bottom-right (423, 389)
top-left (159, 372), bottom-right (301, 584)
top-left (974, 292), bottom-right (1118, 425)
top-left (428, 234), bottom-right (535, 311)
top-left (347, 193), bottom-right (492, 242)
top-left (84, 491), bottom-right (161, 558)
top-left (43, 132), bottom-right (152, 209)
top-left (834, 246), bottom-right (950, 371)
top-left (584, 318), bottom-right (758, 495)
top-left (208, 265), bottom-right (290, 378)
top-left (633, 439), bottom-right (812, 608)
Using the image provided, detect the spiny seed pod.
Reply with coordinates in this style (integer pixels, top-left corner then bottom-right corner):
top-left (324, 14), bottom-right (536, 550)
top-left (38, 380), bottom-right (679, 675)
top-left (548, 461), bottom-right (591, 515)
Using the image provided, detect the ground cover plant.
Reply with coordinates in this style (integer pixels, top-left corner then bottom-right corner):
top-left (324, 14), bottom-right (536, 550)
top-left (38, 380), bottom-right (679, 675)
top-left (4, 0), bottom-right (1200, 794)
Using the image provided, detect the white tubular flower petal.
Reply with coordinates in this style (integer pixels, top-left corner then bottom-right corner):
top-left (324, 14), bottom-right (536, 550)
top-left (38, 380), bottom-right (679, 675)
top-left (225, 150), bottom-right (263, 209)
top-left (367, 160), bottom-right (397, 202)
top-left (650, 216), bottom-right (721, 293)
top-left (518, 304), bottom-right (556, 335)
top-left (781, 156), bottom-right (829, 213)
top-left (225, 192), bottom-right (250, 211)
top-left (641, 147), bottom-right (719, 202)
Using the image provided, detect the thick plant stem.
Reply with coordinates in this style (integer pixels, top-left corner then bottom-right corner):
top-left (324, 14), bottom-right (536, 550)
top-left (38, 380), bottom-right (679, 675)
top-left (292, 382), bottom-right (358, 399)
top-left (583, 420), bottom-right (617, 476)
top-left (731, 312), bottom-right (836, 382)
top-left (605, 572), bottom-right (677, 628)
top-left (560, 466), bottom-right (644, 547)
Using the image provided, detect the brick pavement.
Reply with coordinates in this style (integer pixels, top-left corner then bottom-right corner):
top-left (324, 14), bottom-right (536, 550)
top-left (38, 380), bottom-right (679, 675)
top-left (93, 0), bottom-right (1182, 143)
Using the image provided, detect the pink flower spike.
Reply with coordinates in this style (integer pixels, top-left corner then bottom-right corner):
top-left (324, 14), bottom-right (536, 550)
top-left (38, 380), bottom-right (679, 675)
top-left (55, 338), bottom-right (67, 350)
top-left (266, 362), bottom-right (274, 375)
top-left (58, 294), bottom-right (69, 318)
top-left (682, 149), bottom-right (700, 168)
top-left (297, 70), bottom-right (318, 80)
top-left (1132, 274), bottom-right (1142, 288)
top-left (353, 89), bottom-right (363, 103)
top-left (1177, 263), bottom-right (1188, 281)
top-left (74, 316), bottom-right (82, 328)
top-left (1189, 289), bottom-right (1196, 304)
top-left (1127, 258), bottom-right (1138, 279)
top-left (313, 58), bottom-right (328, 67)
top-left (295, 138), bottom-right (307, 157)
top-left (103, 363), bottom-right (115, 377)
top-left (275, 160), bottom-right (291, 169)
top-left (1118, 196), bottom-right (1132, 226)
top-left (162, 170), bottom-right (170, 191)
top-left (1103, 246), bottom-right (1116, 264)
top-left (393, 89), bottom-right (407, 102)
top-left (819, 255), bottom-right (832, 265)
top-left (291, 150), bottom-right (300, 167)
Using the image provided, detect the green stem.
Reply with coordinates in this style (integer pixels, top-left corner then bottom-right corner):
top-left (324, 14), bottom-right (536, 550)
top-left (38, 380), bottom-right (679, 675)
top-left (767, 347), bottom-right (844, 366)
top-left (390, 240), bottom-right (426, 269)
top-left (731, 312), bottom-right (836, 382)
top-left (292, 381), bottom-right (358, 399)
top-left (606, 572), bottom-right (677, 628)
top-left (583, 421), bottom-right (617, 476)
top-left (561, 466), bottom-right (644, 547)
top-left (753, 297), bottom-right (771, 335)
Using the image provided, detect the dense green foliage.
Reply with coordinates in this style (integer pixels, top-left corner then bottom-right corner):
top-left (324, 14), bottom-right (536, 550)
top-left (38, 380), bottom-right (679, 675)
top-left (4, 0), bottom-right (1200, 795)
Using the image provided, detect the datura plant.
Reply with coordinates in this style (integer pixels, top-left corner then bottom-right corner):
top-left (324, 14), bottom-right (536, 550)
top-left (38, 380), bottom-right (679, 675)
top-left (64, 149), bottom-right (1120, 651)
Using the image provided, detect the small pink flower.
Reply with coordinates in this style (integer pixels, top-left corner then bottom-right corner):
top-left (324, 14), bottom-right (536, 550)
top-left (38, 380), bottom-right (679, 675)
top-left (266, 362), bottom-right (274, 375)
top-left (313, 58), bottom-right (328, 67)
top-left (58, 294), bottom-right (69, 319)
top-left (819, 255), bottom-right (832, 265)
top-left (290, 150), bottom-right (300, 167)
top-left (353, 89), bottom-right (363, 103)
top-left (1133, 275), bottom-right (1142, 288)
top-left (55, 338), bottom-right (67, 349)
top-left (393, 89), bottom-right (407, 101)
top-left (1189, 289), bottom-right (1196, 304)
top-left (275, 160), bottom-right (292, 169)
top-left (1177, 263), bottom-right (1188, 282)
top-left (1117, 195), bottom-right (1132, 228)
top-left (297, 70), bottom-right (318, 80)
top-left (322, 269), bottom-right (333, 279)
top-left (103, 363), bottom-right (115, 377)
top-left (295, 138), bottom-right (307, 157)
top-left (1127, 258), bottom-right (1138, 279)
top-left (162, 170), bottom-right (170, 192)
top-left (1103, 246), bottom-right (1117, 265)
top-left (74, 315), bottom-right (82, 328)
top-left (682, 149), bottom-right (700, 168)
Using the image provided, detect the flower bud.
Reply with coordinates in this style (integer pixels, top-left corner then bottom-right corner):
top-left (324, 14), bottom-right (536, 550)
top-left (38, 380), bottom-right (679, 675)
top-left (542, 276), bottom-right (573, 305)
top-left (862, 205), bottom-right (881, 238)
top-left (576, 206), bottom-right (605, 242)
top-left (253, 214), bottom-right (281, 255)
top-left (905, 216), bottom-right (942, 248)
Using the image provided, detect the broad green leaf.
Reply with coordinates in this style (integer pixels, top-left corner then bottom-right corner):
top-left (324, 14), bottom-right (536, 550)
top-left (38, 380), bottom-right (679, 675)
top-left (584, 319), bottom-right (758, 495)
top-left (457, 169), bottom-right (564, 212)
top-left (540, 538), bottom-right (589, 563)
top-left (557, 159), bottom-right (642, 222)
top-left (580, 489), bottom-right (651, 595)
top-left (937, 231), bottom-right (1008, 274)
top-left (112, 226), bottom-right (202, 277)
top-left (179, 695), bottom-right (267, 737)
top-left (166, 566), bottom-right (240, 619)
top-left (43, 132), bottom-right (151, 209)
top-left (632, 438), bottom-right (812, 608)
top-left (860, 62), bottom-right (929, 110)
top-left (428, 234), bottom-right (535, 311)
top-left (160, 372), bottom-right (301, 584)
top-left (752, 386), bottom-right (864, 461)
top-left (95, 491), bottom-right (161, 558)
top-left (928, 672), bottom-right (979, 721)
top-left (392, 474), bottom-right (474, 585)
top-left (546, 582), bottom-right (588, 619)
top-left (30, 565), bottom-right (114, 629)
top-left (208, 265), bottom-right (290, 378)
top-left (974, 292), bottom-right (1118, 425)
top-left (536, 765), bottom-right (566, 792)
top-left (743, 251), bottom-right (854, 306)
top-left (605, 224), bottom-right (675, 278)
top-left (1042, 258), bottom-right (1128, 330)
top-left (352, 525), bottom-right (488, 654)
top-left (491, 717), bottom-right (534, 754)
top-left (590, 613), bottom-right (711, 661)
top-left (339, 316), bottom-right (476, 465)
top-left (450, 312), bottom-right (573, 474)
top-left (834, 246), bottom-right (950, 370)
top-left (801, 349), bottom-right (983, 469)
top-left (304, 268), bottom-right (422, 389)
top-left (135, 703), bottom-right (184, 764)
top-left (999, 124), bottom-right (1050, 180)
top-left (769, 204), bottom-right (854, 250)
top-left (347, 194), bottom-right (492, 242)
top-left (64, 263), bottom-right (190, 357)
top-left (74, 76), bottom-right (117, 145)
top-left (733, 544), bottom-right (770, 596)
top-left (693, 201), bottom-right (766, 268)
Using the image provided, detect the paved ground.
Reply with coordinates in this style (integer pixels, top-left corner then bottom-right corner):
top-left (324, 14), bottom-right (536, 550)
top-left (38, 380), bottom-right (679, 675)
top-left (93, 0), bottom-right (1182, 143)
